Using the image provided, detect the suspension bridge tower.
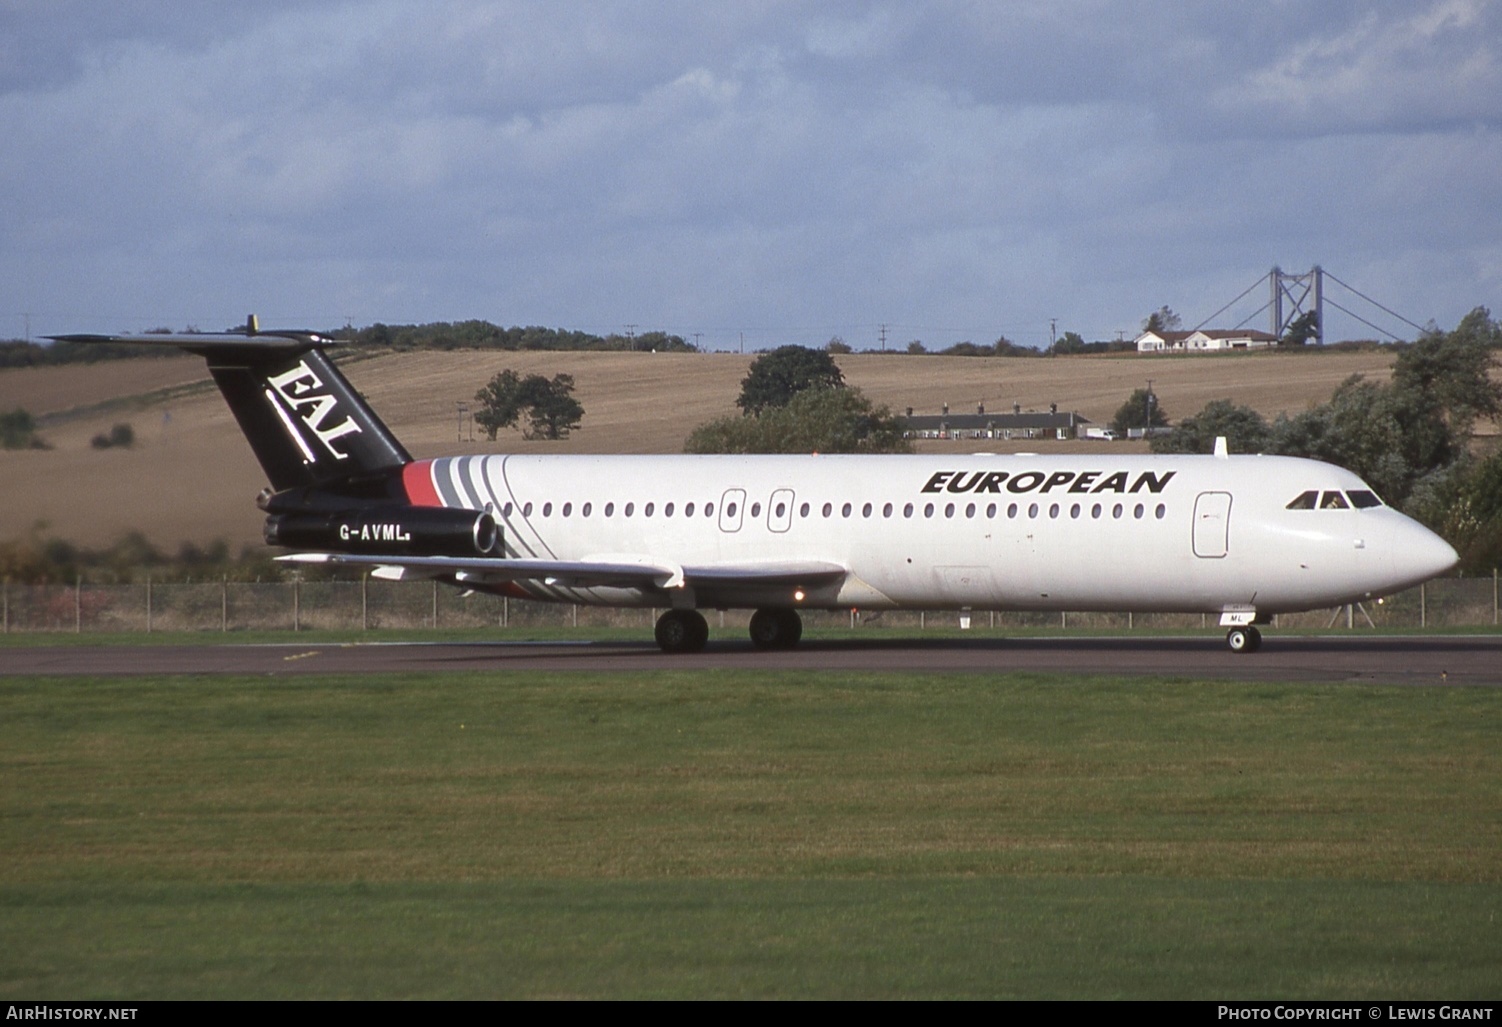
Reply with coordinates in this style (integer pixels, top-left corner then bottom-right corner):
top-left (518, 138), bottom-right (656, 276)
top-left (1269, 265), bottom-right (1324, 342)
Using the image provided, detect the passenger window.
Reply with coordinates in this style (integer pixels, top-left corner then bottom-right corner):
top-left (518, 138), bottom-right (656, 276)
top-left (502, 502), bottom-right (514, 517)
top-left (1286, 491), bottom-right (1318, 510)
top-left (562, 502), bottom-right (572, 517)
top-left (604, 502), bottom-right (614, 517)
top-left (1113, 503), bottom-right (1123, 519)
top-left (904, 503), bottom-right (914, 518)
top-left (1091, 503), bottom-right (1102, 519)
top-left (1070, 503), bottom-right (1081, 519)
top-left (542, 502), bottom-right (552, 517)
top-left (775, 502), bottom-right (786, 518)
top-left (1320, 492), bottom-right (1349, 510)
top-left (1007, 503), bottom-right (1018, 518)
top-left (750, 502), bottom-right (761, 517)
top-left (986, 503), bottom-right (996, 518)
top-left (1134, 504), bottom-right (1145, 519)
top-left (965, 503), bottom-right (976, 518)
top-left (924, 503), bottom-right (935, 518)
top-left (842, 502), bottom-right (852, 517)
top-left (624, 503), bottom-right (635, 517)
top-left (1348, 490), bottom-right (1382, 508)
top-left (800, 502), bottom-right (810, 517)
top-left (862, 502), bottom-right (873, 518)
top-left (1028, 503), bottom-right (1039, 518)
top-left (685, 502), bottom-right (695, 517)
top-left (523, 502), bottom-right (533, 517)
top-left (704, 503), bottom-right (714, 517)
top-left (582, 502), bottom-right (592, 517)
top-left (725, 502), bottom-right (736, 518)
top-left (1155, 503), bottom-right (1166, 519)
top-left (664, 503), bottom-right (674, 517)
top-left (944, 503), bottom-right (955, 518)
top-left (644, 502), bottom-right (655, 517)
top-left (883, 502), bottom-right (893, 517)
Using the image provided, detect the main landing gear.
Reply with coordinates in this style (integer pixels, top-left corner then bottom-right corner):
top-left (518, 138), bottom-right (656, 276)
top-left (1225, 626), bottom-right (1262, 654)
top-left (654, 609), bottom-right (709, 654)
top-left (748, 608), bottom-right (802, 650)
top-left (653, 607), bottom-right (806, 653)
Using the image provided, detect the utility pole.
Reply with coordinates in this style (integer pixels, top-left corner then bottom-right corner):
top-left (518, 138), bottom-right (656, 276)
top-left (692, 332), bottom-right (703, 351)
top-left (1049, 318), bottom-right (1057, 350)
top-left (878, 323), bottom-right (888, 351)
top-left (624, 324), bottom-right (638, 350)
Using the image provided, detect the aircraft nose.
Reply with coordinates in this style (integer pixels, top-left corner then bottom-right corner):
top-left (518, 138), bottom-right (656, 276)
top-left (1387, 518), bottom-right (1459, 589)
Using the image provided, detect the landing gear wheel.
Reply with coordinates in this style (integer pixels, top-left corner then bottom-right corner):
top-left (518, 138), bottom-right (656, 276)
top-left (1225, 626), bottom-right (1262, 654)
top-left (655, 609), bottom-right (709, 654)
top-left (748, 608), bottom-right (803, 650)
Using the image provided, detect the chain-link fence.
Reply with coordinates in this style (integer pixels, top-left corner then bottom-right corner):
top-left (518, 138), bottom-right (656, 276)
top-left (2, 574), bottom-right (1498, 635)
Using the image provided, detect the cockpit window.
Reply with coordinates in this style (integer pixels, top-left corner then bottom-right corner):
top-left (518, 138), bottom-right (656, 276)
top-left (1286, 491), bottom-right (1318, 510)
top-left (1348, 490), bottom-right (1382, 508)
top-left (1320, 491), bottom-right (1349, 510)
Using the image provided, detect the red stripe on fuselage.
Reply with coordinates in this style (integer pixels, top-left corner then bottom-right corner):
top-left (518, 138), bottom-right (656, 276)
top-left (402, 460), bottom-right (444, 507)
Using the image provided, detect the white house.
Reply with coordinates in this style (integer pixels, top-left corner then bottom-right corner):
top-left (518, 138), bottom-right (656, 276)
top-left (1137, 328), bottom-right (1278, 353)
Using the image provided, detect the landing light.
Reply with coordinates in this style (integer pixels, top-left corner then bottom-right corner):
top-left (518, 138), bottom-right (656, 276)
top-left (793, 589), bottom-right (806, 603)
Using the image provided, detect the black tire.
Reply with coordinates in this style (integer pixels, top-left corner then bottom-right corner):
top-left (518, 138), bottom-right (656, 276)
top-left (655, 609), bottom-right (709, 654)
top-left (1226, 626), bottom-right (1261, 654)
top-left (749, 608), bottom-right (802, 650)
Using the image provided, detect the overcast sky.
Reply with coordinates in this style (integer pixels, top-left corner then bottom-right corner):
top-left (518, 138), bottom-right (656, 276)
top-left (2, 1), bottom-right (1498, 349)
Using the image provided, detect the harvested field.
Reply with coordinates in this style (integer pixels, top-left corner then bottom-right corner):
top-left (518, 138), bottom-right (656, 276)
top-left (2, 348), bottom-right (1397, 550)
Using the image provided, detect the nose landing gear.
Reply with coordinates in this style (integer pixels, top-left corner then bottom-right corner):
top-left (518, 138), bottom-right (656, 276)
top-left (1225, 626), bottom-right (1262, 653)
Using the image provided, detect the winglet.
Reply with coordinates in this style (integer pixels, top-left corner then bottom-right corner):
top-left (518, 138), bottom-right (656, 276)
top-left (1214, 436), bottom-right (1229, 459)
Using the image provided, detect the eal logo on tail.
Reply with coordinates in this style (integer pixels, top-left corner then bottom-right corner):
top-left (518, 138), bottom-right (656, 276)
top-left (263, 360), bottom-right (363, 462)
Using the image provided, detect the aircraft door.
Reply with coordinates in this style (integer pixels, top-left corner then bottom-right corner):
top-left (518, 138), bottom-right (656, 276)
top-left (718, 488), bottom-right (746, 533)
top-left (1193, 491), bottom-right (1232, 558)
top-left (768, 489), bottom-right (794, 533)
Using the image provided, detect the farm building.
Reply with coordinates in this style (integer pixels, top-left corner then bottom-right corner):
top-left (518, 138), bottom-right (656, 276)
top-left (901, 404), bottom-right (1090, 441)
top-left (1136, 328), bottom-right (1278, 353)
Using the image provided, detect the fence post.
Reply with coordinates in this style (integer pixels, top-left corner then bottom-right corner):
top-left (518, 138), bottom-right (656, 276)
top-left (432, 580), bottom-right (438, 629)
top-left (1494, 568), bottom-right (1498, 627)
top-left (1420, 582), bottom-right (1426, 629)
top-left (362, 572), bottom-right (368, 631)
top-left (75, 575), bottom-right (81, 634)
top-left (503, 595), bottom-right (508, 628)
top-left (146, 576), bottom-right (152, 634)
top-left (221, 576), bottom-right (228, 633)
top-left (3, 579), bottom-right (8, 634)
top-left (293, 578), bottom-right (301, 632)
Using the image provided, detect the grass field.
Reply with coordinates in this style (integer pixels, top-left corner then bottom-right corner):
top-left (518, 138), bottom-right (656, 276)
top-left (3, 668), bottom-right (1498, 999)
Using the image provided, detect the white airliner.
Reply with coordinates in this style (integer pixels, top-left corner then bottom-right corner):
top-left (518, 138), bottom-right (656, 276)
top-left (54, 320), bottom-right (1459, 654)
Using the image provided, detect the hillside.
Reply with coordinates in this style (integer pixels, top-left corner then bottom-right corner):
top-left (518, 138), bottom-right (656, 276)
top-left (0, 348), bottom-right (1397, 550)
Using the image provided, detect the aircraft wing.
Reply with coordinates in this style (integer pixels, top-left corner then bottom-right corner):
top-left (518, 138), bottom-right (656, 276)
top-left (278, 553), bottom-right (848, 591)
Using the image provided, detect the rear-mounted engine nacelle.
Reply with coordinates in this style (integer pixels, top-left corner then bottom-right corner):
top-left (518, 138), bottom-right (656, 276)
top-left (265, 506), bottom-right (499, 557)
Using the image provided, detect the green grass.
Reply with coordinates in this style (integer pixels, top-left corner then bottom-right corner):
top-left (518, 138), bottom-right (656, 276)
top-left (2, 671), bottom-right (1499, 998)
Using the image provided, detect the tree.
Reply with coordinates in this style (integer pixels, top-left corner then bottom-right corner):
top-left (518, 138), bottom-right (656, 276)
top-left (686, 387), bottom-right (912, 454)
top-left (1142, 306), bottom-right (1182, 333)
top-left (1280, 311), bottom-right (1320, 346)
top-left (0, 407), bottom-right (42, 449)
top-left (1391, 322), bottom-right (1502, 438)
top-left (1109, 388), bottom-right (1170, 435)
top-left (736, 345), bottom-right (845, 416)
top-left (905, 340), bottom-right (927, 355)
top-left (1151, 400), bottom-right (1270, 454)
top-left (1267, 374), bottom-right (1453, 510)
top-left (474, 370), bottom-right (584, 441)
top-left (824, 336), bottom-right (852, 354)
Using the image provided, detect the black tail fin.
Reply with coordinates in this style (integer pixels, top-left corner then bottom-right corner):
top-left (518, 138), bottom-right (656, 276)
top-left (50, 319), bottom-right (410, 493)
